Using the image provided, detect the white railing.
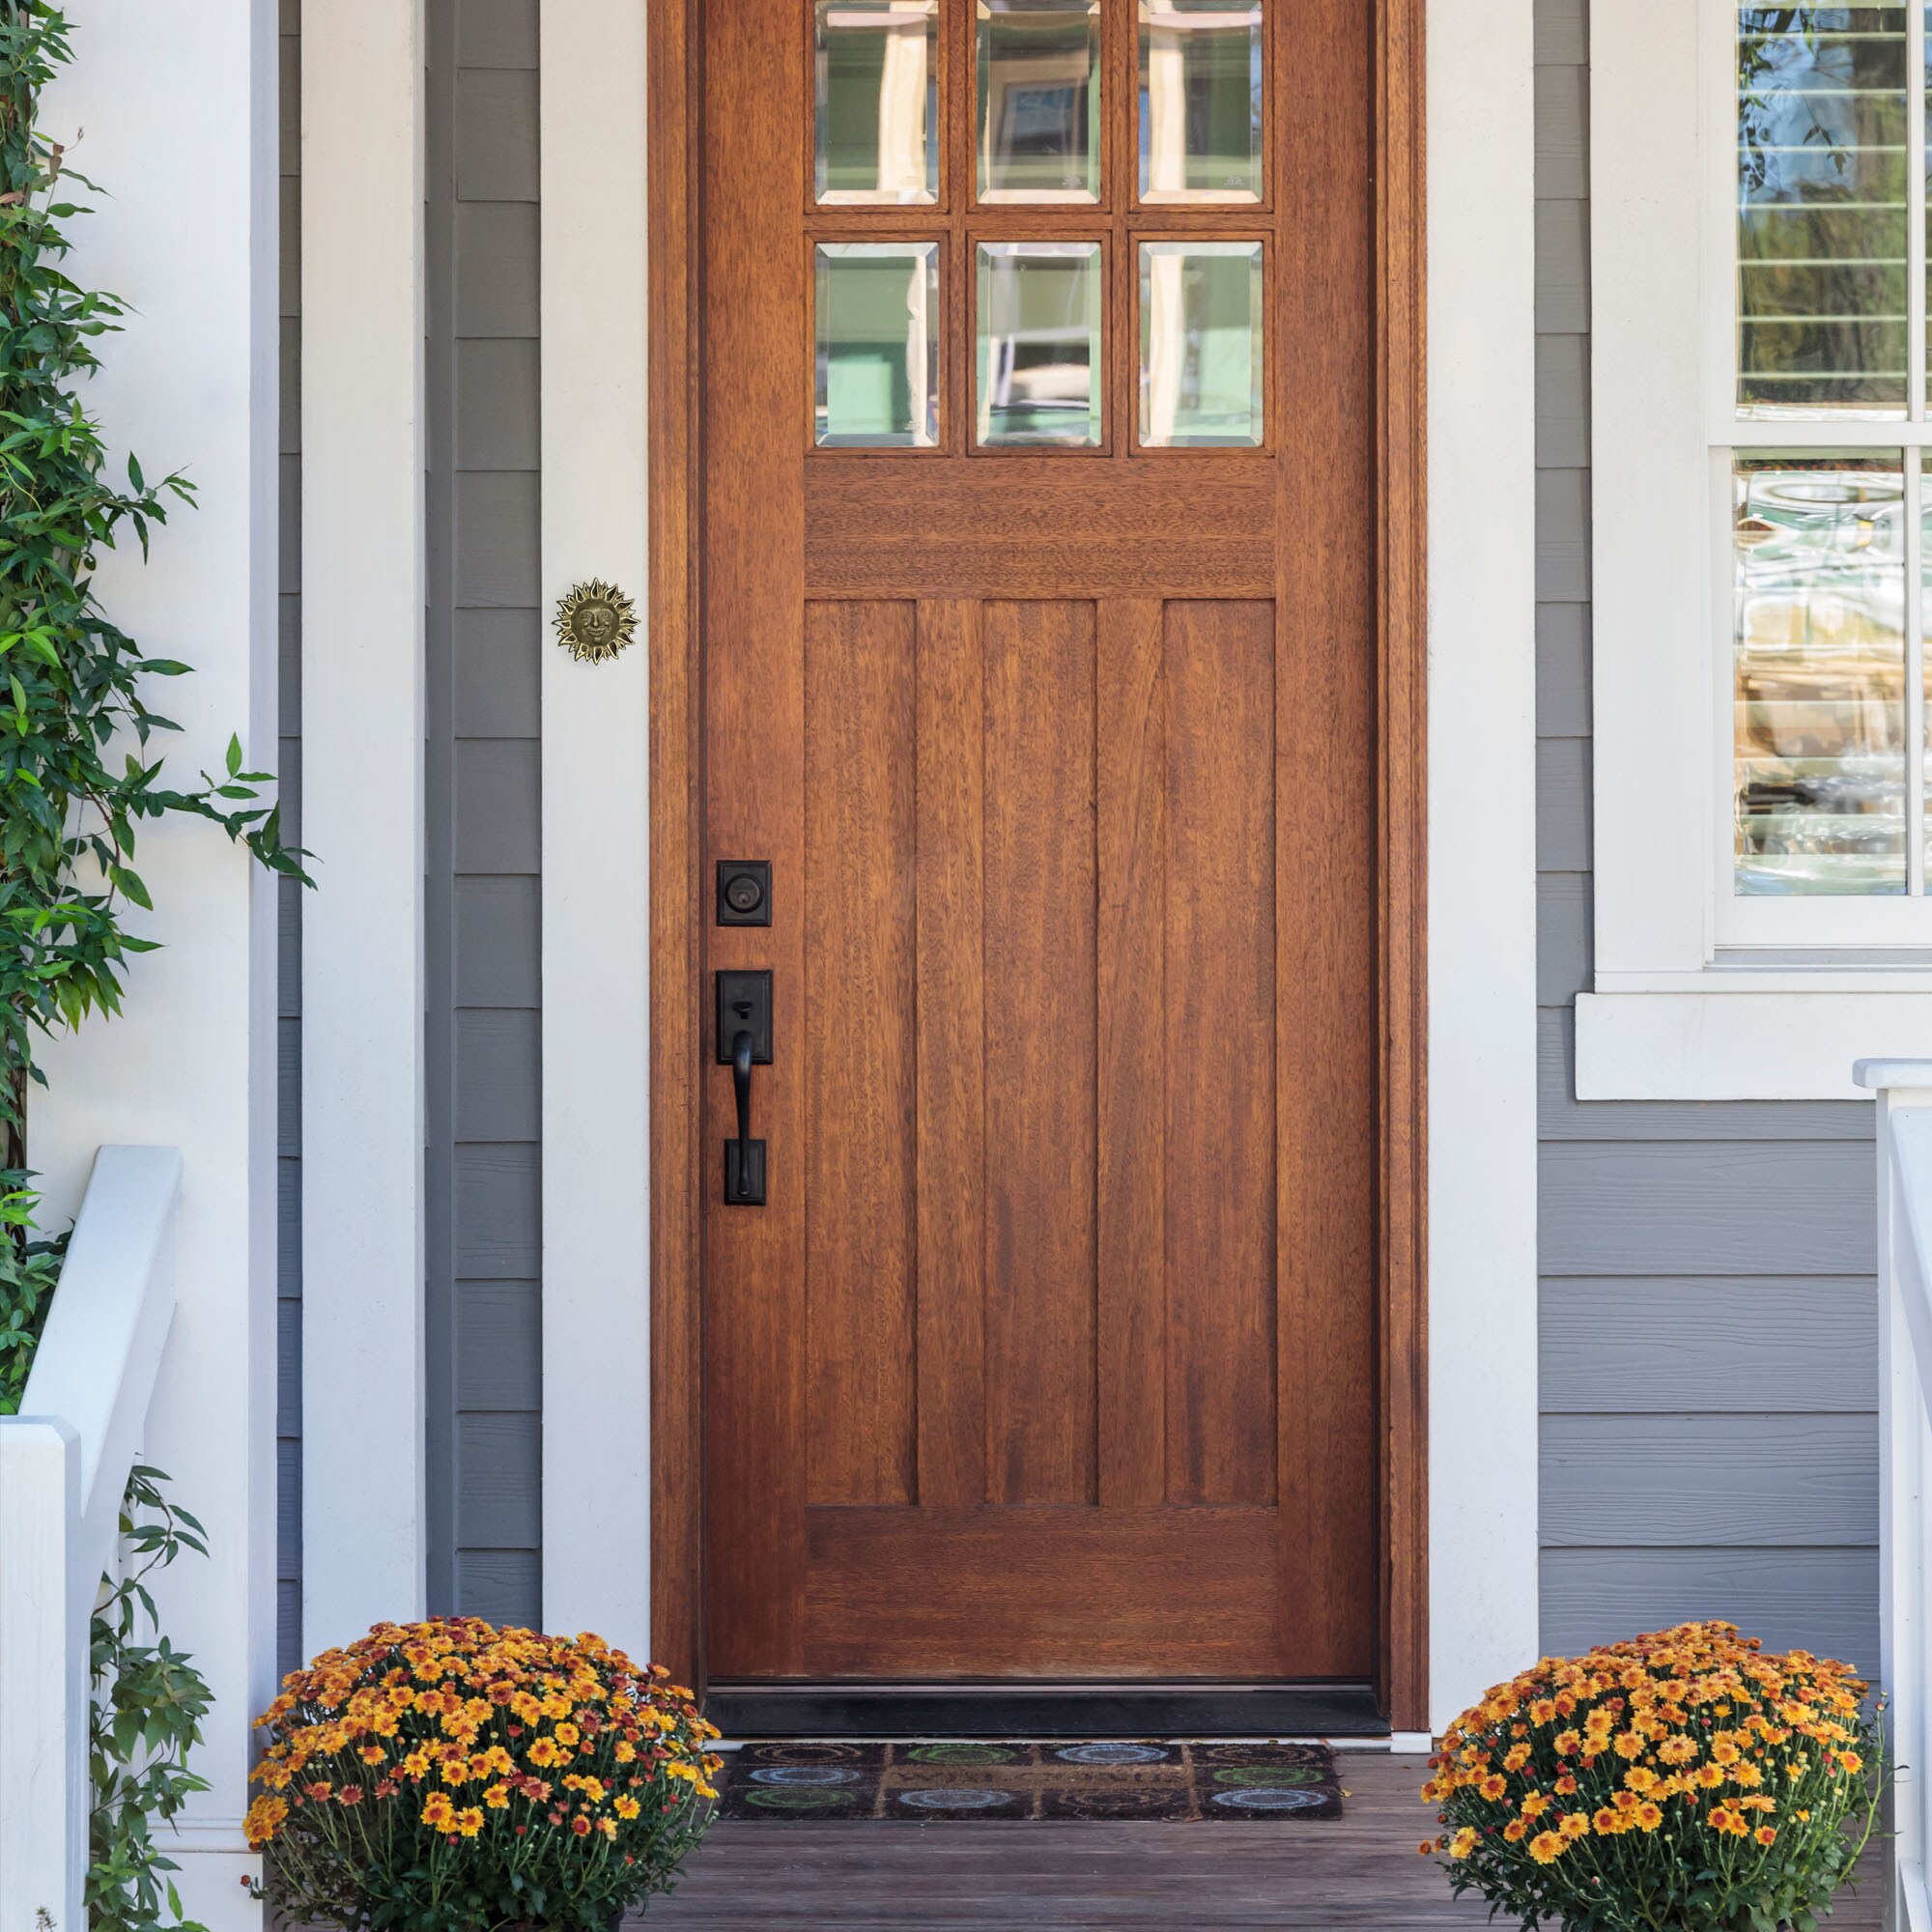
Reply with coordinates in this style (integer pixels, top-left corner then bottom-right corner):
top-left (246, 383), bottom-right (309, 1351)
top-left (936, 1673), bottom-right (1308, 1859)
top-left (1860, 1063), bottom-right (1932, 1932)
top-left (0, 1146), bottom-right (183, 1932)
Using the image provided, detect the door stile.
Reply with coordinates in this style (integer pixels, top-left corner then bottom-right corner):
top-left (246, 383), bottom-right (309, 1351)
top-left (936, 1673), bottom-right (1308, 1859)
top-left (700, 0), bottom-right (809, 1677)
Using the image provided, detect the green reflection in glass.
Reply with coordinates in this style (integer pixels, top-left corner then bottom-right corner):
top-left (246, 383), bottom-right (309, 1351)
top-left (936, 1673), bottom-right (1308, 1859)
top-left (1138, 241), bottom-right (1263, 446)
top-left (1737, 4), bottom-right (1909, 415)
top-left (1139, 2), bottom-right (1263, 204)
top-left (815, 242), bottom-right (942, 447)
top-left (976, 242), bottom-right (1103, 445)
top-left (815, 1), bottom-right (940, 205)
top-left (1734, 449), bottom-right (1906, 894)
top-left (977, 0), bottom-right (1102, 203)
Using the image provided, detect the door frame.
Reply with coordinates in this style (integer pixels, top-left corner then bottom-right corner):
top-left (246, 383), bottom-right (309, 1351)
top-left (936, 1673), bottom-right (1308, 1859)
top-left (646, 0), bottom-right (1430, 1731)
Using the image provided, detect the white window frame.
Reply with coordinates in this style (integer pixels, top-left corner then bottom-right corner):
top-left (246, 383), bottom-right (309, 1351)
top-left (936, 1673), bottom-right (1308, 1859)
top-left (1580, 0), bottom-right (1932, 1098)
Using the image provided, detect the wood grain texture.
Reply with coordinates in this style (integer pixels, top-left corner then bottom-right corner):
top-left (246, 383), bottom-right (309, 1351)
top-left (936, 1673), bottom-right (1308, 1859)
top-left (981, 600), bottom-right (1098, 1507)
top-left (1164, 602), bottom-right (1277, 1507)
top-left (1541, 1414), bottom-right (1879, 1548)
top-left (1539, 1141), bottom-right (1875, 1277)
top-left (805, 602), bottom-right (918, 1506)
top-left (1541, 1274), bottom-right (1877, 1412)
top-left (803, 1507), bottom-right (1285, 1678)
top-left (1541, 1548), bottom-right (1881, 1680)
top-left (639, 1756), bottom-right (1892, 1932)
top-left (915, 600), bottom-right (987, 1511)
top-left (701, 0), bottom-right (810, 1679)
top-left (1095, 601), bottom-right (1165, 1510)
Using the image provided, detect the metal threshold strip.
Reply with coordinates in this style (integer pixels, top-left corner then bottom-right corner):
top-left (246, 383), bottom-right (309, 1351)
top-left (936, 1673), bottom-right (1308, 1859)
top-left (703, 1682), bottom-right (1386, 1741)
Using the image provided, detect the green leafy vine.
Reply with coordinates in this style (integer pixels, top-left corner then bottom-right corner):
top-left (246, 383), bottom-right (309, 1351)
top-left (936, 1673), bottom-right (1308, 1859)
top-left (0, 5), bottom-right (309, 1929)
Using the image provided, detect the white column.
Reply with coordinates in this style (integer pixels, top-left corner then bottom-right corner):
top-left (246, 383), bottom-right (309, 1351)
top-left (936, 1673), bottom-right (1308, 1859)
top-left (538, 0), bottom-right (652, 1648)
top-left (1426, 0), bottom-right (1543, 1735)
top-left (299, 0), bottom-right (429, 1651)
top-left (36, 7), bottom-right (280, 1926)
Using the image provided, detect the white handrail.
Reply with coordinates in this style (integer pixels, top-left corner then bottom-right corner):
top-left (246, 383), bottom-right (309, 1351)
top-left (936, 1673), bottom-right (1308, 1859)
top-left (0, 1145), bottom-right (183, 1932)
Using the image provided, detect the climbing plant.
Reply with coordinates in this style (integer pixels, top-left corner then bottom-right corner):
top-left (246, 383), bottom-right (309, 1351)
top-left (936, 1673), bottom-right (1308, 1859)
top-left (0, 5), bottom-right (308, 1929)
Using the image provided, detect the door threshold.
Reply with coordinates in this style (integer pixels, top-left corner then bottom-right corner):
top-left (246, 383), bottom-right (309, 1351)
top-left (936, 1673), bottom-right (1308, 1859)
top-left (703, 1682), bottom-right (1385, 1741)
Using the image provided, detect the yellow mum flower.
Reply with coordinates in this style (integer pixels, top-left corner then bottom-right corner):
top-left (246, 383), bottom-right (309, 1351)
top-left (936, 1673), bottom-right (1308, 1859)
top-left (1528, 1831), bottom-right (1565, 1865)
top-left (1558, 1811), bottom-right (1589, 1840)
top-left (616, 1795), bottom-right (642, 1822)
top-left (243, 1796), bottom-right (288, 1848)
top-left (454, 1806), bottom-right (485, 1838)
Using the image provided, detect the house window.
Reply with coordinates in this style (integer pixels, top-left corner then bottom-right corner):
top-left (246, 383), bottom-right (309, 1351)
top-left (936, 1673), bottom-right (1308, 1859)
top-left (1579, 0), bottom-right (1932, 1097)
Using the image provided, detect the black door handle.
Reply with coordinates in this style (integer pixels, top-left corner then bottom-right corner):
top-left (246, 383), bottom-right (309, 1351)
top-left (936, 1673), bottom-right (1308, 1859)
top-left (716, 970), bottom-right (771, 1206)
top-left (730, 1028), bottom-right (756, 1202)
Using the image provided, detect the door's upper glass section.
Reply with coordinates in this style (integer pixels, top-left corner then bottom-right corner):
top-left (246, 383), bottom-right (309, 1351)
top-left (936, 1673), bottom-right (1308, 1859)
top-left (1138, 2), bottom-right (1264, 204)
top-left (1736, 3), bottom-right (1909, 416)
top-left (816, 1), bottom-right (942, 205)
top-left (977, 0), bottom-right (1102, 203)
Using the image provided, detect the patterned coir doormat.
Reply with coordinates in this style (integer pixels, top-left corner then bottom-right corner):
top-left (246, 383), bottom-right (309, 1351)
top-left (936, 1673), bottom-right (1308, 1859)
top-left (715, 1739), bottom-right (1342, 1821)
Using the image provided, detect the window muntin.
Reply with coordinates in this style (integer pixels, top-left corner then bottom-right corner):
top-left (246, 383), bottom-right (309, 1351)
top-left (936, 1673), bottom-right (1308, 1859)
top-left (1721, 2), bottom-right (1932, 929)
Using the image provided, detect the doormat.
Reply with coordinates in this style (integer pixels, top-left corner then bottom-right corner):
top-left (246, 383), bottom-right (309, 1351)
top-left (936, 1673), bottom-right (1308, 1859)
top-left (714, 1739), bottom-right (1342, 1821)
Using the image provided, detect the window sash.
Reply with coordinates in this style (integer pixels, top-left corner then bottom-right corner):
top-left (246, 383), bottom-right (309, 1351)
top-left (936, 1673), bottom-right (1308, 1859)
top-left (1711, 0), bottom-right (1932, 942)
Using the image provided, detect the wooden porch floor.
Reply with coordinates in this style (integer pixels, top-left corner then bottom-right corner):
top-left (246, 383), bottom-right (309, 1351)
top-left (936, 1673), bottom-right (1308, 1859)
top-left (639, 1753), bottom-right (1889, 1929)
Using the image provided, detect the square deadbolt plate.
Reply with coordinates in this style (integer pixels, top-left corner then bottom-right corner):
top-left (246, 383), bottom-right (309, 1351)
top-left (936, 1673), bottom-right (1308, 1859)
top-left (717, 860), bottom-right (772, 926)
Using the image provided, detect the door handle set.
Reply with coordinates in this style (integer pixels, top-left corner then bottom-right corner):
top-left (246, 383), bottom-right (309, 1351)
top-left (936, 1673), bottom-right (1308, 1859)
top-left (716, 966), bottom-right (772, 1207)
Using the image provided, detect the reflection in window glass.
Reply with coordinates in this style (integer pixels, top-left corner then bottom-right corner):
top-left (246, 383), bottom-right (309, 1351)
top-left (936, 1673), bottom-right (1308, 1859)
top-left (1139, 242), bottom-right (1263, 445)
top-left (978, 1), bottom-right (1102, 203)
top-left (1737, 4), bottom-right (1908, 416)
top-left (815, 243), bottom-right (942, 446)
top-left (1734, 451), bottom-right (1906, 894)
top-left (1139, 2), bottom-right (1263, 204)
top-left (977, 242), bottom-right (1103, 445)
top-left (815, 2), bottom-right (940, 205)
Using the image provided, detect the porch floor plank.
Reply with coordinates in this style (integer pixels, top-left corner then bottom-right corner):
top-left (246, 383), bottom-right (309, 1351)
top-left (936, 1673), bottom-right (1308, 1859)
top-left (636, 1753), bottom-right (1889, 1928)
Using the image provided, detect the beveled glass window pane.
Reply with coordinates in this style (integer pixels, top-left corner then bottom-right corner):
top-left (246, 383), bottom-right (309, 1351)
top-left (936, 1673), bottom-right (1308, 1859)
top-left (815, 243), bottom-right (941, 447)
top-left (977, 1), bottom-right (1101, 203)
top-left (1734, 450), bottom-right (1906, 894)
top-left (1737, 4), bottom-right (1908, 416)
top-left (1139, 242), bottom-right (1263, 446)
top-left (976, 242), bottom-right (1102, 445)
top-left (815, 2), bottom-right (940, 205)
top-left (1139, 2), bottom-right (1264, 204)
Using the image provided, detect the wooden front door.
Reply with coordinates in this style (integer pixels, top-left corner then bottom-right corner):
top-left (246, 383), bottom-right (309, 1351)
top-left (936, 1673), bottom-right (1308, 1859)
top-left (699, 0), bottom-right (1378, 1686)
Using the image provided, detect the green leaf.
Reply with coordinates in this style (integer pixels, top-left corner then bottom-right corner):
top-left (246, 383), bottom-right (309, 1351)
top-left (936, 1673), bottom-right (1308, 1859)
top-left (223, 732), bottom-right (241, 779)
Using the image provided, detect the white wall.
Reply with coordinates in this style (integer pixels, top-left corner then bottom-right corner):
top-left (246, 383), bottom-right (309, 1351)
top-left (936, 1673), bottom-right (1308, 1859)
top-left (1425, 0), bottom-right (1545, 1733)
top-left (37, 4), bottom-right (279, 1925)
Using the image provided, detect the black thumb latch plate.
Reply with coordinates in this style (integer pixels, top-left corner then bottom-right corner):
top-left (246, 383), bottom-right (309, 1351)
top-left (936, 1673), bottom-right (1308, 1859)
top-left (716, 970), bottom-right (773, 1064)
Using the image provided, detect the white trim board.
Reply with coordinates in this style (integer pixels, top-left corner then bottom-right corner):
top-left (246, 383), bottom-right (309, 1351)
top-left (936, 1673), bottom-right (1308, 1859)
top-left (299, 0), bottom-right (429, 1650)
top-left (35, 11), bottom-right (280, 1932)
top-left (538, 0), bottom-right (652, 1649)
top-left (1425, 0), bottom-right (1542, 1731)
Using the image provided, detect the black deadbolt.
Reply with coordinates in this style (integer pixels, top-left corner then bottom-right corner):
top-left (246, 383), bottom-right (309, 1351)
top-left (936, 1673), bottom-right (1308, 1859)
top-left (717, 860), bottom-right (772, 926)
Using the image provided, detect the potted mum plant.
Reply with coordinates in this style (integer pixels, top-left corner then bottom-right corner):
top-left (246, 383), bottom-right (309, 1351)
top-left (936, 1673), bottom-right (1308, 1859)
top-left (244, 1617), bottom-right (722, 1930)
top-left (1420, 1621), bottom-right (1882, 1932)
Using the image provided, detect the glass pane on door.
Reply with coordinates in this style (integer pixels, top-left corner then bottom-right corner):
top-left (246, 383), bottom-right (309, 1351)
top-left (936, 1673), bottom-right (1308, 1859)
top-left (1733, 448), bottom-right (1906, 894)
top-left (816, 242), bottom-right (943, 446)
top-left (976, 242), bottom-right (1103, 444)
top-left (977, 0), bottom-right (1102, 203)
top-left (1139, 241), bottom-right (1264, 445)
top-left (816, 1), bottom-right (941, 204)
top-left (1139, 2), bottom-right (1264, 203)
